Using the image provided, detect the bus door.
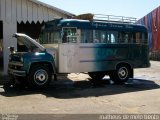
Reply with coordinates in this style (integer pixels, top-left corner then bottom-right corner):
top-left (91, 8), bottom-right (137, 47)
top-left (58, 27), bottom-right (79, 73)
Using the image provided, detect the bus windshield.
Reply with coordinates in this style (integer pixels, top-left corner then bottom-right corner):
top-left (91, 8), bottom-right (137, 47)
top-left (39, 29), bottom-right (61, 44)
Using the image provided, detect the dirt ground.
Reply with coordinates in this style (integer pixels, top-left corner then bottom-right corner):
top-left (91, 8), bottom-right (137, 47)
top-left (0, 61), bottom-right (160, 115)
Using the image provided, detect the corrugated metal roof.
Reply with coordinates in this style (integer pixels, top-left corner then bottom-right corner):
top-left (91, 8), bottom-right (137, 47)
top-left (0, 0), bottom-right (74, 24)
top-left (30, 0), bottom-right (74, 17)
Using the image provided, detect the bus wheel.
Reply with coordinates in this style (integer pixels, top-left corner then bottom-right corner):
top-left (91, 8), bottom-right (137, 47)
top-left (88, 72), bottom-right (105, 81)
top-left (14, 76), bottom-right (28, 88)
top-left (112, 65), bottom-right (131, 84)
top-left (28, 65), bottom-right (52, 88)
top-left (109, 73), bottom-right (114, 81)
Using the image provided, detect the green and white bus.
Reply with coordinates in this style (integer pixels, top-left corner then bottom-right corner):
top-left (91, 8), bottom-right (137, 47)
top-left (39, 14), bottom-right (150, 84)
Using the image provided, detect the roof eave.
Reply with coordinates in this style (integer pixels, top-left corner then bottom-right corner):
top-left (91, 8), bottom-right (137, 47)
top-left (29, 0), bottom-right (75, 17)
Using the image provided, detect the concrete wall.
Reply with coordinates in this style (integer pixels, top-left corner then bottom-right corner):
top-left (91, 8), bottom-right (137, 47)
top-left (3, 22), bottom-right (17, 74)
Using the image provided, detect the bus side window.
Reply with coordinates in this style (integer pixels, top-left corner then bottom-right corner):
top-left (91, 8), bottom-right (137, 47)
top-left (81, 30), bottom-right (119, 44)
top-left (124, 34), bottom-right (129, 43)
top-left (118, 32), bottom-right (130, 43)
top-left (142, 32), bottom-right (148, 44)
top-left (107, 31), bottom-right (118, 44)
top-left (101, 32), bottom-right (107, 43)
top-left (94, 30), bottom-right (108, 43)
top-left (118, 33), bottom-right (123, 43)
top-left (111, 34), bottom-right (116, 43)
top-left (81, 29), bottom-right (93, 43)
top-left (131, 32), bottom-right (136, 43)
top-left (39, 31), bottom-right (60, 44)
top-left (94, 30), bottom-right (100, 43)
top-left (135, 32), bottom-right (141, 44)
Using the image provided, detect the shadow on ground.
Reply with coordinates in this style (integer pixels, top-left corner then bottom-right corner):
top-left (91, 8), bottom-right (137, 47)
top-left (0, 77), bottom-right (160, 99)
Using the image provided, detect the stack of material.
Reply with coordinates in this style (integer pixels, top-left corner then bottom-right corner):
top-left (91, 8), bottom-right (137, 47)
top-left (72, 13), bottom-right (94, 21)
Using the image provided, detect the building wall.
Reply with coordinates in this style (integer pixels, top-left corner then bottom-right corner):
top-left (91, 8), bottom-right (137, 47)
top-left (3, 22), bottom-right (17, 74)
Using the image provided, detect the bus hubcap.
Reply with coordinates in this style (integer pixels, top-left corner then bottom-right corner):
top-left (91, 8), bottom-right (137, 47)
top-left (34, 69), bottom-right (48, 85)
top-left (118, 67), bottom-right (128, 79)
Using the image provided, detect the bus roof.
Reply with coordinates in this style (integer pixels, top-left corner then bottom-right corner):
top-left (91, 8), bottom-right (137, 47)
top-left (44, 19), bottom-right (147, 32)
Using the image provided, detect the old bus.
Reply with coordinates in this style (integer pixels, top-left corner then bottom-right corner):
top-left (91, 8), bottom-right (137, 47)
top-left (8, 15), bottom-right (150, 88)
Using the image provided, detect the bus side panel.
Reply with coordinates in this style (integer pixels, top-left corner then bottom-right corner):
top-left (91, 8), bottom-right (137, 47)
top-left (141, 44), bottom-right (150, 67)
top-left (78, 45), bottom-right (114, 72)
top-left (58, 44), bottom-right (132, 73)
top-left (43, 44), bottom-right (59, 69)
top-left (78, 44), bottom-right (130, 72)
top-left (131, 44), bottom-right (150, 68)
top-left (49, 44), bottom-right (149, 73)
top-left (58, 44), bottom-right (79, 73)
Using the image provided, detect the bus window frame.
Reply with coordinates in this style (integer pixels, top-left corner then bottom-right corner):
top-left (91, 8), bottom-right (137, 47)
top-left (93, 30), bottom-right (118, 44)
top-left (62, 27), bottom-right (78, 43)
top-left (80, 29), bottom-right (93, 43)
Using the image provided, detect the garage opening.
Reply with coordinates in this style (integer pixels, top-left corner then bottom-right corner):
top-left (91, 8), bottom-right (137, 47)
top-left (17, 21), bottom-right (44, 52)
top-left (17, 21), bottom-right (44, 39)
top-left (0, 21), bottom-right (3, 70)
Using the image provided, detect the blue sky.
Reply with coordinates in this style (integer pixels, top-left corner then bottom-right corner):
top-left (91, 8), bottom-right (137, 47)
top-left (39, 0), bottom-right (160, 19)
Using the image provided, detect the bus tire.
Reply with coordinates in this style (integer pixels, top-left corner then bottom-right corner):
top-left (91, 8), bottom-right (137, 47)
top-left (88, 72), bottom-right (105, 81)
top-left (15, 76), bottom-right (28, 88)
top-left (28, 65), bottom-right (52, 88)
top-left (4, 75), bottom-right (15, 88)
top-left (109, 73), bottom-right (115, 81)
top-left (112, 65), bottom-right (131, 84)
